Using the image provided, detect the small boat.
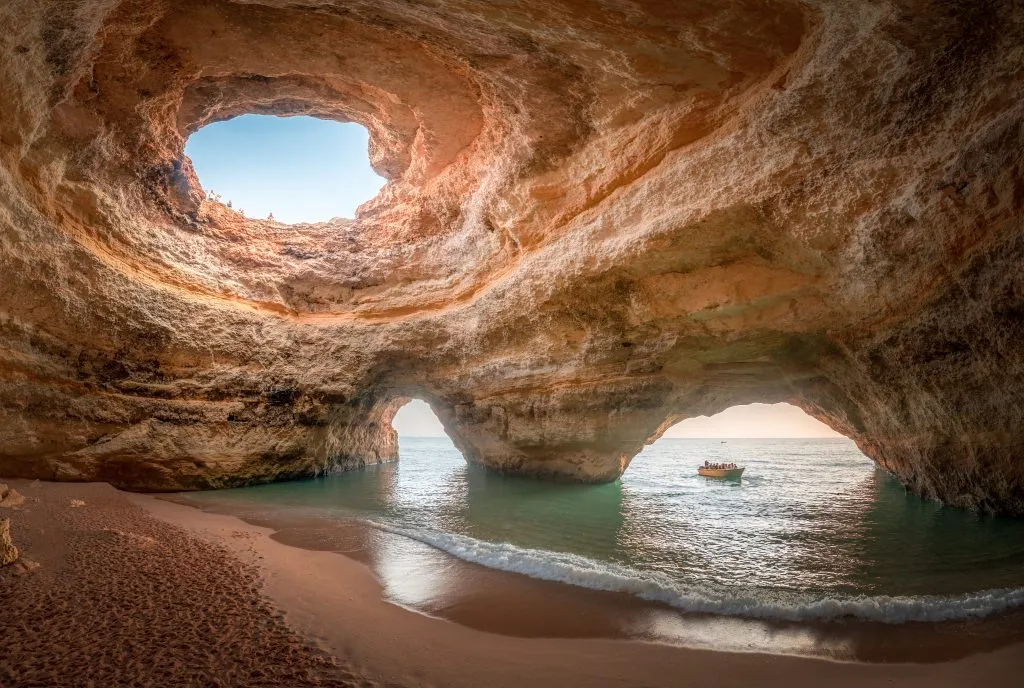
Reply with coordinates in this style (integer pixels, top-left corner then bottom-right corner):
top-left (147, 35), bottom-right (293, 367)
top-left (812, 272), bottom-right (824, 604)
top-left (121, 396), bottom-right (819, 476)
top-left (697, 466), bottom-right (745, 479)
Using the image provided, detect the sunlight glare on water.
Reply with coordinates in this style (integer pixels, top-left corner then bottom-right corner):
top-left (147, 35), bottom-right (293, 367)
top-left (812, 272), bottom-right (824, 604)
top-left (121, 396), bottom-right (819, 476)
top-left (187, 437), bottom-right (1024, 622)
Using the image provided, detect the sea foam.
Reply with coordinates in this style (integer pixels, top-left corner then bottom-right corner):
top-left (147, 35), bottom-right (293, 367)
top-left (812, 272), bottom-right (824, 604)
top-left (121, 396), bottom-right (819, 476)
top-left (365, 519), bottom-right (1024, 624)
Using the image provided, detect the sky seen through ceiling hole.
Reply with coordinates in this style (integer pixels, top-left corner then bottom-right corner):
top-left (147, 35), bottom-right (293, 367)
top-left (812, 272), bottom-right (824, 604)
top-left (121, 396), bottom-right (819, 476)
top-left (185, 114), bottom-right (386, 224)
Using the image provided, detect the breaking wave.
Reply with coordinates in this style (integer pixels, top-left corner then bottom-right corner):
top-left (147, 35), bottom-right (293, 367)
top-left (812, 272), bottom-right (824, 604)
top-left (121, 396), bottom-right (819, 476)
top-left (365, 519), bottom-right (1024, 624)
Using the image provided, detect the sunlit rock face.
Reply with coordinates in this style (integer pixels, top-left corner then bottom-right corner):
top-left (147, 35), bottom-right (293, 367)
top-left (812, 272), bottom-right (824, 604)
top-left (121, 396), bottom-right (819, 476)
top-left (0, 0), bottom-right (1022, 513)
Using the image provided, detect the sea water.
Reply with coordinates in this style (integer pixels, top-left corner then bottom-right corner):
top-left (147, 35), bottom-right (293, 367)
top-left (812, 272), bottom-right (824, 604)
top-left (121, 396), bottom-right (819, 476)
top-left (186, 437), bottom-right (1024, 624)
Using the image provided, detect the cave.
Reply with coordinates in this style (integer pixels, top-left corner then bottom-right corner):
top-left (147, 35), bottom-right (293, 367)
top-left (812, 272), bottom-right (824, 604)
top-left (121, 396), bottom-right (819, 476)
top-left (1, 0), bottom-right (1023, 517)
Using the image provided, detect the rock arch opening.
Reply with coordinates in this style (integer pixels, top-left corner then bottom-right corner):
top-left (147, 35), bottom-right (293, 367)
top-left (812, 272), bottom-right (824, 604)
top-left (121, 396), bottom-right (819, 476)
top-left (634, 402), bottom-right (872, 477)
top-left (184, 115), bottom-right (386, 224)
top-left (390, 399), bottom-right (463, 459)
top-left (658, 403), bottom-right (845, 440)
top-left (634, 397), bottom-right (868, 456)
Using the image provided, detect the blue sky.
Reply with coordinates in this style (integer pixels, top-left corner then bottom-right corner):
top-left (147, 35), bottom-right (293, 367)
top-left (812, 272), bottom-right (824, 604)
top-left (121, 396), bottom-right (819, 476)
top-left (185, 115), bottom-right (386, 223)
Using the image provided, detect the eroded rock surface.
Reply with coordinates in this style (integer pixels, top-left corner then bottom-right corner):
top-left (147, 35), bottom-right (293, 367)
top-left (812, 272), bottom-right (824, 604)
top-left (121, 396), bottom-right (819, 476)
top-left (0, 484), bottom-right (25, 509)
top-left (1, 518), bottom-right (18, 566)
top-left (0, 0), bottom-right (1022, 513)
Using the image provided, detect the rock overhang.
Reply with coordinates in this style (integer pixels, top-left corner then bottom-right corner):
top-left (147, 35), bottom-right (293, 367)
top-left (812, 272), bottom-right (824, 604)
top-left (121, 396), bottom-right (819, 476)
top-left (0, 0), bottom-right (1022, 514)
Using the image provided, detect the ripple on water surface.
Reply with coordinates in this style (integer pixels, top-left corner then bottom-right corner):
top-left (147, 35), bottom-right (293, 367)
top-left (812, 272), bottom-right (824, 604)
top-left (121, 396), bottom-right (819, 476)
top-left (186, 438), bottom-right (1024, 625)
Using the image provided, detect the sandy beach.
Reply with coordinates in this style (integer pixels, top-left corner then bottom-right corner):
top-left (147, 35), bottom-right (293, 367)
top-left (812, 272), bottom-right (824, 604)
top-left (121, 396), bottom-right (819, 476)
top-left (0, 480), bottom-right (372, 687)
top-left (3, 479), bottom-right (1024, 688)
top-left (166, 489), bottom-right (1024, 664)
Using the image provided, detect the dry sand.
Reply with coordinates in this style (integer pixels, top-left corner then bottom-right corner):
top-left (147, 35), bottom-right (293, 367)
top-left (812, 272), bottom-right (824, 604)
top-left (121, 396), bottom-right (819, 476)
top-left (0, 480), bottom-right (375, 687)
top-left (3, 479), bottom-right (1024, 687)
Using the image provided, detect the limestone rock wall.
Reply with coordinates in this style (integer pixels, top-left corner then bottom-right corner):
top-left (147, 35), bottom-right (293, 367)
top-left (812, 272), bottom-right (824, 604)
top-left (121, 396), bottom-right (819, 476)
top-left (0, 0), bottom-right (1022, 513)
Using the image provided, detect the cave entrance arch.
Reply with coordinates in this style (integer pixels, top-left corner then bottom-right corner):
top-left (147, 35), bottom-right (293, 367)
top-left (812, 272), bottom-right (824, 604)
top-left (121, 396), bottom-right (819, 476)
top-left (391, 399), bottom-right (456, 443)
top-left (389, 398), bottom-right (465, 461)
top-left (633, 402), bottom-right (872, 477)
top-left (184, 114), bottom-right (386, 223)
top-left (657, 402), bottom-right (845, 440)
top-left (382, 397), bottom-right (473, 514)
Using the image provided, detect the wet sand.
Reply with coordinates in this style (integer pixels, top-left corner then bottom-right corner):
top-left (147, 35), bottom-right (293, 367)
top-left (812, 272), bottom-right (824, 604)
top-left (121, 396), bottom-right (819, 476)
top-left (174, 493), bottom-right (1024, 664)
top-left (140, 493), bottom-right (1024, 687)
top-left (3, 479), bottom-right (1024, 687)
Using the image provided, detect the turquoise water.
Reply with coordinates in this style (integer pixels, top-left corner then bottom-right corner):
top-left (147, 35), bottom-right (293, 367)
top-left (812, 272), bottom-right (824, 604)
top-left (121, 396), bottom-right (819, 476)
top-left (187, 437), bottom-right (1024, 623)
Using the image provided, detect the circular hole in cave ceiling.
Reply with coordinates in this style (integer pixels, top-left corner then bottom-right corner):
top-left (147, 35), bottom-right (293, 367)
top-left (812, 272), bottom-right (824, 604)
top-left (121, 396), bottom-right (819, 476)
top-left (184, 114), bottom-right (386, 224)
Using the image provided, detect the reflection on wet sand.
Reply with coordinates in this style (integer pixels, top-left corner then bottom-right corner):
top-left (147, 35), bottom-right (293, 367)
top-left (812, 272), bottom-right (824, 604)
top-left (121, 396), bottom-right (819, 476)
top-left (175, 437), bottom-right (1024, 663)
top-left (170, 492), bottom-right (1024, 663)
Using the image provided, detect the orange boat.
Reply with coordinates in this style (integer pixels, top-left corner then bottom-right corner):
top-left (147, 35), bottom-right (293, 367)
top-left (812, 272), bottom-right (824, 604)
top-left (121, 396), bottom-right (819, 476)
top-left (697, 466), bottom-right (745, 479)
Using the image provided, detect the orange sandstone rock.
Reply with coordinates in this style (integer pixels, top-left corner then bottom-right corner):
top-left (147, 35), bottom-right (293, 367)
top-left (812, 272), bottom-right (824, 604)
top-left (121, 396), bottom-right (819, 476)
top-left (0, 484), bottom-right (25, 509)
top-left (0, 0), bottom-right (1021, 513)
top-left (1, 518), bottom-right (18, 566)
